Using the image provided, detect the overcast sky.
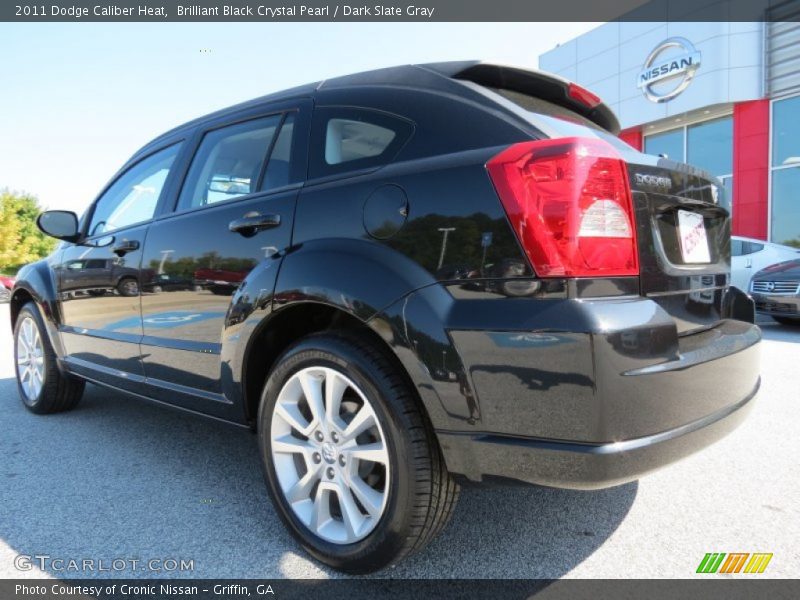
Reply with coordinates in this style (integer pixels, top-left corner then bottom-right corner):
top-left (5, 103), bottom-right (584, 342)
top-left (0, 22), bottom-right (597, 214)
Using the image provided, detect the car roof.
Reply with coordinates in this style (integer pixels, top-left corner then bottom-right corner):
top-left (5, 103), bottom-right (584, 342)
top-left (130, 61), bottom-right (620, 163)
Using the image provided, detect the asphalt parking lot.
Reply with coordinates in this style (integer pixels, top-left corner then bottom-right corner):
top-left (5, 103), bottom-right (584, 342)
top-left (0, 302), bottom-right (798, 579)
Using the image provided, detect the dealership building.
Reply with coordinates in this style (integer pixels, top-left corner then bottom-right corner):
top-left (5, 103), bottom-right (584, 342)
top-left (539, 17), bottom-right (800, 247)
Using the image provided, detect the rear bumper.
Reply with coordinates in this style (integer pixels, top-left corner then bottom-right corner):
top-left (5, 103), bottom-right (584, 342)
top-left (438, 379), bottom-right (757, 489)
top-left (439, 295), bottom-right (761, 488)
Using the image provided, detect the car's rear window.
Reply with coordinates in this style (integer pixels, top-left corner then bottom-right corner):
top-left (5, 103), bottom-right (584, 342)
top-left (492, 88), bottom-right (604, 131)
top-left (484, 86), bottom-right (636, 155)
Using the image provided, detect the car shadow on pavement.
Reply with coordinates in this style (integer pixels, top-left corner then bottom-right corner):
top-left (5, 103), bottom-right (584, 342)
top-left (0, 377), bottom-right (636, 580)
top-left (386, 481), bottom-right (637, 579)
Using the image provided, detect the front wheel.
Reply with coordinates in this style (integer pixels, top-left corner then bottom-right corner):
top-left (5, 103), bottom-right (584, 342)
top-left (14, 302), bottom-right (84, 414)
top-left (258, 332), bottom-right (458, 573)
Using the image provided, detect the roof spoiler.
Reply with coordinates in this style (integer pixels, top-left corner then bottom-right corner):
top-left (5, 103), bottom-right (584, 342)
top-left (422, 61), bottom-right (621, 135)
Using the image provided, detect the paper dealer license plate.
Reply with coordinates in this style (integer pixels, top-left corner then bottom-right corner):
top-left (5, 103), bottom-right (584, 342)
top-left (677, 209), bottom-right (711, 263)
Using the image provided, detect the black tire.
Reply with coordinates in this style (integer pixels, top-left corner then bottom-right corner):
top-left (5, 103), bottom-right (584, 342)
top-left (13, 302), bottom-right (84, 414)
top-left (116, 277), bottom-right (139, 297)
top-left (773, 316), bottom-right (800, 326)
top-left (257, 331), bottom-right (459, 573)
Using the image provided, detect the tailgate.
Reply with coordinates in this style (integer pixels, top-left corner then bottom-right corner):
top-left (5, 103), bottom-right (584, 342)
top-left (627, 159), bottom-right (730, 334)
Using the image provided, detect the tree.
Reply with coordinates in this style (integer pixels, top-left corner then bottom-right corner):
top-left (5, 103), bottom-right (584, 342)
top-left (0, 189), bottom-right (56, 273)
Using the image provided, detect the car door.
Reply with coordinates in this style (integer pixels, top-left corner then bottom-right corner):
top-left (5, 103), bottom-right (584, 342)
top-left (138, 100), bottom-right (310, 413)
top-left (57, 142), bottom-right (183, 383)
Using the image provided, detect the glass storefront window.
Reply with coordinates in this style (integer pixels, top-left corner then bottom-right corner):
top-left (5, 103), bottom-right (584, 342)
top-left (771, 95), bottom-right (800, 247)
top-left (772, 95), bottom-right (800, 168)
top-left (644, 128), bottom-right (683, 161)
top-left (687, 117), bottom-right (733, 176)
top-left (644, 116), bottom-right (733, 178)
top-left (719, 175), bottom-right (733, 214)
top-left (771, 166), bottom-right (800, 248)
top-left (644, 116), bottom-right (733, 216)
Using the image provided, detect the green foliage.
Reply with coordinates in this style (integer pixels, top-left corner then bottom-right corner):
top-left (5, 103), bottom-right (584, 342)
top-left (0, 189), bottom-right (57, 273)
top-left (782, 238), bottom-right (800, 249)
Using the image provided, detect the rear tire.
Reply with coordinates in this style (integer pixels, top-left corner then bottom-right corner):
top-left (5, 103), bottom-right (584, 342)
top-left (257, 331), bottom-right (458, 573)
top-left (773, 316), bottom-right (800, 326)
top-left (14, 302), bottom-right (84, 414)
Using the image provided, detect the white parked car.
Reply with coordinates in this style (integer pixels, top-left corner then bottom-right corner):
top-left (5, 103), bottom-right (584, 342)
top-left (731, 236), bottom-right (800, 292)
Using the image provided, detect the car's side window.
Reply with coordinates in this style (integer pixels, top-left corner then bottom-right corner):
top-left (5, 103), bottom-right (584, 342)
top-left (177, 115), bottom-right (284, 211)
top-left (734, 241), bottom-right (766, 257)
top-left (87, 143), bottom-right (181, 237)
top-left (260, 114), bottom-right (295, 192)
top-left (309, 107), bottom-right (414, 179)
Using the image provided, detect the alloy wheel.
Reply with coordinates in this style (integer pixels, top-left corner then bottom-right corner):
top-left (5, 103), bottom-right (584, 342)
top-left (16, 316), bottom-right (45, 402)
top-left (270, 366), bottom-right (390, 544)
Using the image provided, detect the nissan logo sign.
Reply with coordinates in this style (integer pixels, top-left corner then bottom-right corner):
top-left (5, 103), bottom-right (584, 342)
top-left (638, 37), bottom-right (701, 103)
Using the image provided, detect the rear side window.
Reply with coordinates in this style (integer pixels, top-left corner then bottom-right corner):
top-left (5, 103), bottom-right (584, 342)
top-left (262, 114), bottom-right (295, 190)
top-left (177, 114), bottom-right (285, 211)
top-left (310, 107), bottom-right (413, 179)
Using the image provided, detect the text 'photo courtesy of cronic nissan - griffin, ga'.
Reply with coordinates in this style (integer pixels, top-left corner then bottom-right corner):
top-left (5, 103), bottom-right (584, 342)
top-left (10, 61), bottom-right (760, 573)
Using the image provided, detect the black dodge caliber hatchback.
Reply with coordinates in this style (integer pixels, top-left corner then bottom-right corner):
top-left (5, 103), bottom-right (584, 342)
top-left (12, 62), bottom-right (761, 573)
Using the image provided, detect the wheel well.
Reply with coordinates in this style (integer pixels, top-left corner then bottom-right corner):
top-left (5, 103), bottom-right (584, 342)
top-left (9, 289), bottom-right (34, 329)
top-left (242, 303), bottom-right (403, 426)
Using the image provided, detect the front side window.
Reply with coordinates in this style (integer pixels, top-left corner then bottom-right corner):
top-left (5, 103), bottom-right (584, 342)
top-left (177, 115), bottom-right (283, 211)
top-left (310, 107), bottom-right (413, 178)
top-left (87, 144), bottom-right (181, 237)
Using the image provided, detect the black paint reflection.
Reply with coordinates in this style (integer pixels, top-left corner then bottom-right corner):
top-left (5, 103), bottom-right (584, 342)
top-left (385, 212), bottom-right (532, 281)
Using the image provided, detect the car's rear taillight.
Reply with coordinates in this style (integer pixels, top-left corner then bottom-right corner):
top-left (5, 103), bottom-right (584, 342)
top-left (486, 137), bottom-right (639, 278)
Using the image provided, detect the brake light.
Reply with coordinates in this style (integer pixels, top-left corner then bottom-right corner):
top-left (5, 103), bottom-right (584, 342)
top-left (486, 137), bottom-right (639, 277)
top-left (567, 83), bottom-right (602, 109)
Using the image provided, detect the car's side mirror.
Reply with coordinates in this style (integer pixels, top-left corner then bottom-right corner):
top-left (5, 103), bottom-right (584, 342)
top-left (37, 210), bottom-right (81, 242)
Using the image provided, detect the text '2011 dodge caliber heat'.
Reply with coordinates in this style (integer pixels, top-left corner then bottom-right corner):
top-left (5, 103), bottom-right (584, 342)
top-left (11, 62), bottom-right (760, 573)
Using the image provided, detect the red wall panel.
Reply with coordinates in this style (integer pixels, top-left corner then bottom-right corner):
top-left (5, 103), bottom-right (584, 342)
top-left (732, 100), bottom-right (770, 239)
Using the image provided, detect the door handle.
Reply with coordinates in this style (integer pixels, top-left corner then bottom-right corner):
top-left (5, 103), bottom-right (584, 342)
top-left (229, 212), bottom-right (281, 237)
top-left (112, 239), bottom-right (140, 256)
